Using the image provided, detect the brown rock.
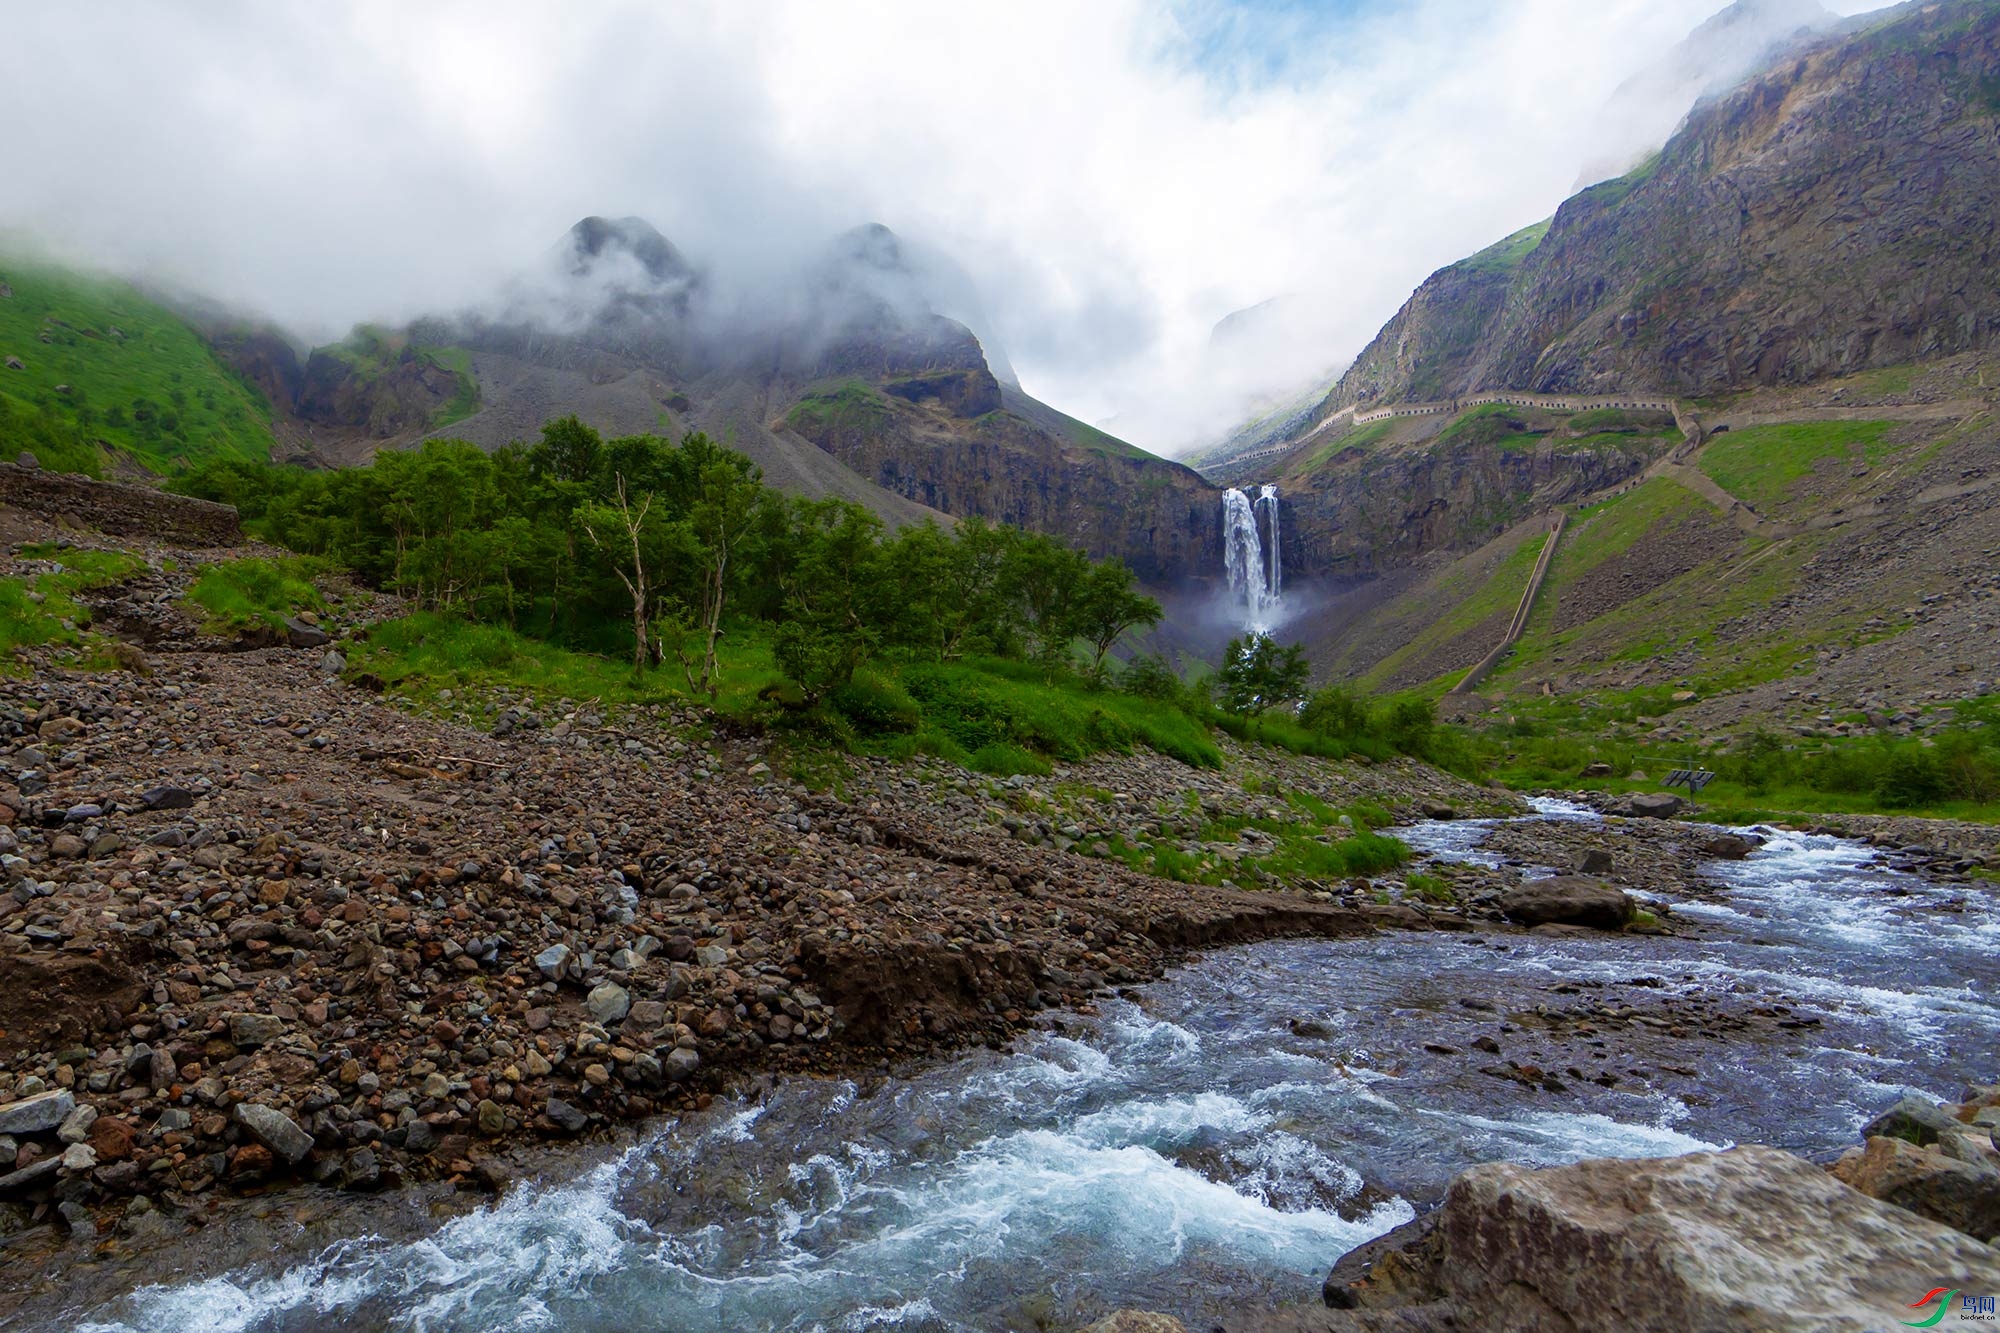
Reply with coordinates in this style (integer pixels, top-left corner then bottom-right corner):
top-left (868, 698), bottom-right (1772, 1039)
top-left (1831, 1134), bottom-right (2000, 1242)
top-left (1319, 1146), bottom-right (2000, 1331)
top-left (1497, 875), bottom-right (1634, 930)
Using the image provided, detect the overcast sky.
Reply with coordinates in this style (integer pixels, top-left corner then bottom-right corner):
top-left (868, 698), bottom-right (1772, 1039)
top-left (3, 0), bottom-right (1885, 456)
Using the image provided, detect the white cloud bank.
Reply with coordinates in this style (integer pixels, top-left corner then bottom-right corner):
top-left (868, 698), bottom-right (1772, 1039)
top-left (0, 0), bottom-right (1886, 455)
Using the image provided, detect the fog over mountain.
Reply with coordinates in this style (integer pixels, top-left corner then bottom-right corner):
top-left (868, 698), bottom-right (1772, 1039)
top-left (1, 0), bottom-right (1889, 457)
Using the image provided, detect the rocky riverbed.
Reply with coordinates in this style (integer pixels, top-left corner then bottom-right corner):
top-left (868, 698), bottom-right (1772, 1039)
top-left (5, 520), bottom-right (1997, 1331)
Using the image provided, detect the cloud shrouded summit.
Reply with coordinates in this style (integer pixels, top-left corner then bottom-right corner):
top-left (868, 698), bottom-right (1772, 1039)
top-left (1, 0), bottom-right (1886, 456)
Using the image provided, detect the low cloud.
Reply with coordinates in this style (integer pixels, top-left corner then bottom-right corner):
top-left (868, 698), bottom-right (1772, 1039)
top-left (2, 0), bottom-right (1886, 456)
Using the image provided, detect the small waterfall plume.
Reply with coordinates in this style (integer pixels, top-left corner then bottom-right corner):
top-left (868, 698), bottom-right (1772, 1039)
top-left (1223, 485), bottom-right (1283, 631)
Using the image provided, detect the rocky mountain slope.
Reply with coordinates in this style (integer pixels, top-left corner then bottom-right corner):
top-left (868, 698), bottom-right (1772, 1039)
top-left (1318, 0), bottom-right (2000, 418)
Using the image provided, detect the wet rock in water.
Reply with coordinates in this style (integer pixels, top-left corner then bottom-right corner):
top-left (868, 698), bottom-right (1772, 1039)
top-left (1317, 1146), bottom-right (2000, 1329)
top-left (1497, 875), bottom-right (1634, 931)
top-left (1860, 1093), bottom-right (1958, 1147)
top-left (1626, 791), bottom-right (1685, 818)
top-left (1698, 833), bottom-right (1763, 860)
top-left (232, 1103), bottom-right (313, 1165)
top-left (1081, 1315), bottom-right (1188, 1333)
top-left (0, 1088), bottom-right (75, 1135)
top-left (1832, 1135), bottom-right (2000, 1241)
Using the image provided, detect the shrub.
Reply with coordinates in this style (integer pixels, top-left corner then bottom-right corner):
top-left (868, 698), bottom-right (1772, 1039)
top-left (970, 742), bottom-right (1052, 777)
top-left (1301, 685), bottom-right (1370, 740)
top-left (1875, 747), bottom-right (1945, 808)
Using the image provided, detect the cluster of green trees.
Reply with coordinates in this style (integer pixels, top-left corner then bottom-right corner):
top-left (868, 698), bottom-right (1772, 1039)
top-left (1722, 727), bottom-right (2000, 807)
top-left (174, 417), bottom-right (1162, 699)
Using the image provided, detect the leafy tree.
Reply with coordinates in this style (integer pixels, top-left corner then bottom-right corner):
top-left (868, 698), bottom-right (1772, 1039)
top-left (666, 433), bottom-right (768, 698)
top-left (578, 476), bottom-right (663, 672)
top-left (533, 414), bottom-right (604, 485)
top-left (772, 498), bottom-right (884, 699)
top-left (1001, 531), bottom-right (1089, 671)
top-left (1218, 634), bottom-right (1310, 715)
top-left (1073, 558), bottom-right (1162, 679)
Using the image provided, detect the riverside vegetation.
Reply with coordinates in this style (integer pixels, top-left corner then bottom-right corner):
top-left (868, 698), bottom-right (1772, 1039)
top-left (169, 416), bottom-right (1476, 793)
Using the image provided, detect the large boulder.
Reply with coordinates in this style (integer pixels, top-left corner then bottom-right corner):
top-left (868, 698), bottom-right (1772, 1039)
top-left (1697, 832), bottom-right (1763, 860)
top-left (1832, 1134), bottom-right (2000, 1243)
top-left (1497, 875), bottom-right (1635, 930)
top-left (1626, 791), bottom-right (1685, 818)
top-left (1313, 1146), bottom-right (2000, 1331)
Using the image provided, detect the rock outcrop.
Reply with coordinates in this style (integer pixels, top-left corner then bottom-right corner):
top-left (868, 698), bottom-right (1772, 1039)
top-left (1307, 1145), bottom-right (2000, 1332)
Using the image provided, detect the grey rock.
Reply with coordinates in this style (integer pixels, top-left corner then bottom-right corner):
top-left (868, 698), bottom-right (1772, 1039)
top-left (0, 1088), bottom-right (75, 1135)
top-left (233, 1102), bottom-right (314, 1165)
top-left (140, 785), bottom-right (195, 811)
top-left (664, 1047), bottom-right (701, 1082)
top-left (0, 1156), bottom-right (61, 1193)
top-left (546, 1096), bottom-right (590, 1133)
top-left (586, 982), bottom-right (631, 1025)
top-left (155, 1108), bottom-right (192, 1132)
top-left (283, 617), bottom-right (331, 649)
top-left (535, 943), bottom-right (572, 982)
top-left (1862, 1094), bottom-right (1961, 1147)
top-left (1627, 791), bottom-right (1686, 818)
top-left (694, 945), bottom-right (729, 968)
top-left (229, 1012), bottom-right (287, 1049)
top-left (56, 1103), bottom-right (98, 1144)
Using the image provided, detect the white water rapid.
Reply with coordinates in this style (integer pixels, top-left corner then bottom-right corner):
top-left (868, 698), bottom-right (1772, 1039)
top-left (1223, 485), bottom-right (1282, 631)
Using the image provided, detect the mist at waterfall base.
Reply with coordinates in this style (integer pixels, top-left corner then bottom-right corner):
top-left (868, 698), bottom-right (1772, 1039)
top-left (1222, 484), bottom-right (1286, 635)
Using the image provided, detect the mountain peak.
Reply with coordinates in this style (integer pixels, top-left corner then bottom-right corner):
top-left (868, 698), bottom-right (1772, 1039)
top-left (562, 215), bottom-right (694, 284)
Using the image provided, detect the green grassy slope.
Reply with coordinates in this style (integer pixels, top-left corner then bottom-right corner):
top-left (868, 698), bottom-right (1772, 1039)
top-left (0, 258), bottom-right (276, 473)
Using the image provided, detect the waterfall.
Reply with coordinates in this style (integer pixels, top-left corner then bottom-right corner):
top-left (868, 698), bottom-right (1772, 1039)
top-left (1258, 483), bottom-right (1282, 599)
top-left (1222, 485), bottom-right (1282, 630)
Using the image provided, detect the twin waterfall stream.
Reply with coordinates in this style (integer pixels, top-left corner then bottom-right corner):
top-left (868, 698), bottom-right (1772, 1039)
top-left (1222, 484), bottom-right (1282, 632)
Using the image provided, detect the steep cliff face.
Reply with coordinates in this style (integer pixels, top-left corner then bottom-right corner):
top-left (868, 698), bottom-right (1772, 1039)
top-left (1323, 0), bottom-right (2000, 414)
top-left (294, 344), bottom-right (469, 439)
top-left (785, 379), bottom-right (1221, 582)
top-left (1280, 427), bottom-right (1661, 580)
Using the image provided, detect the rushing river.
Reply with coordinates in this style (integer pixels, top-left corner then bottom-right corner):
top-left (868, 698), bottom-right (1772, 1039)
top-left (59, 801), bottom-right (2000, 1333)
